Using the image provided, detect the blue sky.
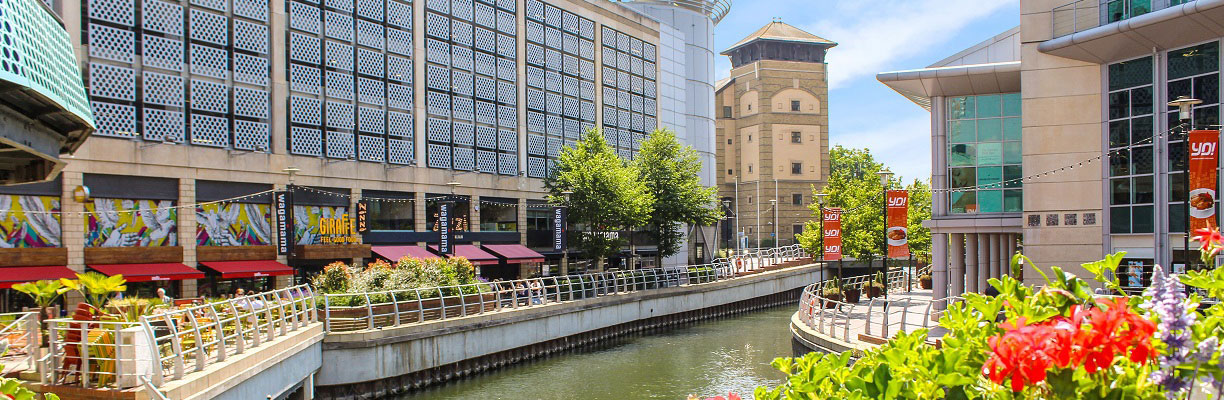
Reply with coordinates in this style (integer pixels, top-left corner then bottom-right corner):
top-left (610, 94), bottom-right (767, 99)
top-left (711, 0), bottom-right (1021, 183)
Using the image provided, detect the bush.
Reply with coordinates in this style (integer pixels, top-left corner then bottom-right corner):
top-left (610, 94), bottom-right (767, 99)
top-left (316, 256), bottom-right (488, 305)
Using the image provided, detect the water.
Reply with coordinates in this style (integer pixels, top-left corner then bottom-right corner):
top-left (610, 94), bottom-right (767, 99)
top-left (402, 306), bottom-right (801, 400)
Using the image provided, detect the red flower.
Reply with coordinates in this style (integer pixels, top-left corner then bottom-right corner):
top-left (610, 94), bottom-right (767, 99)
top-left (1193, 228), bottom-right (1224, 256)
top-left (983, 318), bottom-right (1062, 392)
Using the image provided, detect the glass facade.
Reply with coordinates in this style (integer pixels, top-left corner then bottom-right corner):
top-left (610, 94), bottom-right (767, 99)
top-left (479, 197), bottom-right (518, 231)
top-left (1167, 41), bottom-right (1220, 233)
top-left (1108, 56), bottom-right (1155, 234)
top-left (946, 93), bottom-right (1022, 214)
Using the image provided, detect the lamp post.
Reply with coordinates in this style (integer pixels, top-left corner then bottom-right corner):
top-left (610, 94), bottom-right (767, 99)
top-left (1169, 96), bottom-right (1202, 273)
top-left (877, 168), bottom-right (894, 281)
top-left (769, 199), bottom-right (778, 265)
top-left (560, 190), bottom-right (573, 275)
top-left (721, 199), bottom-right (735, 254)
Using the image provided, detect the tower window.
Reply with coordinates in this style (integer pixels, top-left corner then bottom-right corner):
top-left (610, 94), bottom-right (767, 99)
top-left (723, 106), bottom-right (732, 118)
top-left (792, 193), bottom-right (803, 205)
top-left (728, 169), bottom-right (733, 175)
top-left (748, 164), bottom-right (754, 173)
top-left (791, 131), bottom-right (802, 143)
top-left (791, 162), bottom-right (803, 174)
top-left (727, 138), bottom-right (732, 145)
top-left (791, 100), bottom-right (801, 111)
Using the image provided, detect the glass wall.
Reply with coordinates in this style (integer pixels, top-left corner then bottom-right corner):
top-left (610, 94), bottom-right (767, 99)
top-left (1166, 41), bottom-right (1220, 233)
top-left (946, 93), bottom-right (1022, 214)
top-left (426, 194), bottom-right (470, 232)
top-left (1108, 56), bottom-right (1155, 234)
top-left (479, 197), bottom-right (518, 231)
top-left (526, 201), bottom-right (551, 248)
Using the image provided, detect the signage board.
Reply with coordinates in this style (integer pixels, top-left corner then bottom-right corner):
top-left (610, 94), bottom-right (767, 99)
top-left (274, 190), bottom-right (293, 255)
top-left (356, 200), bottom-right (368, 233)
top-left (822, 208), bottom-right (842, 261)
top-left (552, 206), bottom-right (566, 252)
top-left (1189, 130), bottom-right (1220, 231)
top-left (886, 190), bottom-right (910, 258)
top-left (438, 201), bottom-right (453, 255)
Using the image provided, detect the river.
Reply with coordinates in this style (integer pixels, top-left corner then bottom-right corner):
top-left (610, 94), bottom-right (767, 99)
top-left (401, 306), bottom-right (802, 400)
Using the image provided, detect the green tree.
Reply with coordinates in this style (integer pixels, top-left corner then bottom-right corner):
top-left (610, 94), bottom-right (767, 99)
top-left (545, 129), bottom-right (654, 270)
top-left (635, 129), bottom-right (720, 265)
top-left (906, 178), bottom-right (933, 261)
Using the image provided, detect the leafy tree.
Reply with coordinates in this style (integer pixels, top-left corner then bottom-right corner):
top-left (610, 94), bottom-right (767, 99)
top-left (545, 129), bottom-right (654, 270)
top-left (907, 178), bottom-right (933, 260)
top-left (635, 129), bottom-right (720, 265)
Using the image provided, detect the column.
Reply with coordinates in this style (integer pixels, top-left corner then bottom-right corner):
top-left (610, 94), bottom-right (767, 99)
top-left (470, 195), bottom-right (482, 234)
top-left (414, 192), bottom-right (427, 243)
top-left (964, 233), bottom-right (978, 293)
top-left (61, 172), bottom-right (86, 306)
top-left (950, 233), bottom-right (965, 295)
top-left (976, 234), bottom-right (990, 292)
top-left (518, 198), bottom-right (527, 245)
top-left (179, 179), bottom-right (199, 296)
top-left (988, 233), bottom-right (1001, 287)
top-left (931, 233), bottom-right (949, 308)
top-left (348, 188), bottom-right (362, 269)
top-left (1005, 234), bottom-right (1018, 276)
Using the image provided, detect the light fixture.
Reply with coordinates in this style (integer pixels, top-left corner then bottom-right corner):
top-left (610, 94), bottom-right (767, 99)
top-left (283, 166), bottom-right (300, 184)
top-left (1168, 96), bottom-right (1203, 121)
top-left (446, 181), bottom-right (462, 195)
top-left (877, 168), bottom-right (894, 187)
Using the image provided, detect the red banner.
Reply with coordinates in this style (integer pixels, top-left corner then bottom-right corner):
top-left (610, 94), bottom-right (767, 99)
top-left (886, 190), bottom-right (909, 258)
top-left (1189, 130), bottom-right (1220, 231)
top-left (822, 208), bottom-right (842, 261)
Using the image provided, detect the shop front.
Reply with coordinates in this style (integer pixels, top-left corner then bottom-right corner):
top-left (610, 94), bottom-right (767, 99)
top-left (194, 181), bottom-right (293, 297)
top-left (0, 178), bottom-right (70, 312)
top-left (81, 174), bottom-right (190, 298)
top-left (286, 186), bottom-right (370, 281)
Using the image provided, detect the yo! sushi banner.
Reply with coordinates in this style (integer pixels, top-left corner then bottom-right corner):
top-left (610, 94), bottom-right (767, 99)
top-left (196, 203), bottom-right (272, 246)
top-left (0, 195), bottom-right (61, 248)
top-left (85, 198), bottom-right (178, 247)
top-left (822, 208), bottom-right (841, 261)
top-left (1189, 130), bottom-right (1220, 231)
top-left (886, 190), bottom-right (909, 258)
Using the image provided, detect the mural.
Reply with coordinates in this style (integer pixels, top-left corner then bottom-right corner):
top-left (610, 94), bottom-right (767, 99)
top-left (85, 198), bottom-right (178, 247)
top-left (196, 203), bottom-right (271, 246)
top-left (293, 205), bottom-right (347, 245)
top-left (0, 195), bottom-right (62, 248)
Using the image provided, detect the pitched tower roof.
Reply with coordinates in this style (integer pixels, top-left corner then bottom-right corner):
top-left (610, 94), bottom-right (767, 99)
top-left (722, 21), bottom-right (837, 55)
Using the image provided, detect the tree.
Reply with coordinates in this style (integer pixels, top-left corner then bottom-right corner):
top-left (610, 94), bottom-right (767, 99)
top-left (544, 129), bottom-right (654, 270)
top-left (635, 129), bottom-right (720, 265)
top-left (906, 178), bottom-right (933, 261)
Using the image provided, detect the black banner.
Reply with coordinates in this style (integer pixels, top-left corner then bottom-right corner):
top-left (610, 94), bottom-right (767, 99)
top-left (552, 206), bottom-right (566, 252)
top-left (356, 200), bottom-right (368, 233)
top-left (274, 190), bottom-right (294, 255)
top-left (438, 201), bottom-right (453, 255)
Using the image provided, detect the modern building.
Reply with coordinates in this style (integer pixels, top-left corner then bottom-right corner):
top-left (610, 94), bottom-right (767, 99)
top-left (878, 0), bottom-right (1224, 301)
top-left (715, 21), bottom-right (833, 249)
top-left (0, 0), bottom-right (730, 310)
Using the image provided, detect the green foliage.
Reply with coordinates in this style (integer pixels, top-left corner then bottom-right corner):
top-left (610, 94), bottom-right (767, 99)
top-left (906, 179), bottom-right (932, 258)
top-left (12, 280), bottom-right (68, 308)
top-left (635, 129), bottom-right (720, 260)
top-left (545, 129), bottom-right (654, 264)
top-left (60, 272), bottom-right (127, 310)
top-left (1, 342), bottom-right (59, 399)
top-left (318, 257), bottom-right (488, 306)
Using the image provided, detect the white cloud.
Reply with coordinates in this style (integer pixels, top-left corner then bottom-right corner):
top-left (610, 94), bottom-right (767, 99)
top-left (831, 114), bottom-right (933, 182)
top-left (805, 0), bottom-right (1018, 89)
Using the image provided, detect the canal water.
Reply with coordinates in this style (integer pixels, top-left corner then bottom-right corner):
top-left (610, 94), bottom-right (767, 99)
top-left (402, 305), bottom-right (801, 400)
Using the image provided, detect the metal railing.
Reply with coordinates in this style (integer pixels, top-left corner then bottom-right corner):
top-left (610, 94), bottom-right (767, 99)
top-left (795, 268), bottom-right (917, 342)
top-left (40, 285), bottom-right (316, 389)
top-left (0, 311), bottom-right (39, 372)
top-left (323, 244), bottom-right (809, 332)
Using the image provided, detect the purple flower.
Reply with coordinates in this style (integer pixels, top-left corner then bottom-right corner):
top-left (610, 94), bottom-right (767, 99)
top-left (1143, 265), bottom-right (1200, 394)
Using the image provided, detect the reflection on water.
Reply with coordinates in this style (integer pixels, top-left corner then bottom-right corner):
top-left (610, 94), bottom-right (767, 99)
top-left (400, 306), bottom-right (802, 400)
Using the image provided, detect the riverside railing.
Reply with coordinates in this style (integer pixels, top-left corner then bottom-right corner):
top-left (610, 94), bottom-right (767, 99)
top-left (795, 268), bottom-right (921, 343)
top-left (40, 284), bottom-right (316, 389)
top-left (0, 311), bottom-right (39, 372)
top-left (323, 244), bottom-right (810, 332)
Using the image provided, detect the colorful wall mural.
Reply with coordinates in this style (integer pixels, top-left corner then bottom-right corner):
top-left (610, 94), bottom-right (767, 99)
top-left (85, 198), bottom-right (178, 247)
top-left (196, 203), bottom-right (271, 246)
top-left (293, 205), bottom-right (347, 245)
top-left (0, 195), bottom-right (62, 248)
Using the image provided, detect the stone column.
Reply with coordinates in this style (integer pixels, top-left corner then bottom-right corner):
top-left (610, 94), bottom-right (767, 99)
top-left (349, 188), bottom-right (362, 267)
top-left (470, 195), bottom-right (482, 234)
top-left (950, 233), bottom-right (965, 295)
top-left (976, 234), bottom-right (990, 292)
top-left (518, 198), bottom-right (527, 245)
top-left (179, 179), bottom-right (199, 297)
top-left (1005, 234), bottom-right (1018, 276)
top-left (988, 233), bottom-right (1001, 286)
top-left (61, 172), bottom-right (86, 306)
top-left (415, 192), bottom-right (427, 244)
top-left (931, 233), bottom-right (949, 308)
top-left (964, 233), bottom-right (978, 293)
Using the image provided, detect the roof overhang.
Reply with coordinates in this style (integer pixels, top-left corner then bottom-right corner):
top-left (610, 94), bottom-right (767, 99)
top-left (1038, 0), bottom-right (1224, 64)
top-left (876, 61), bottom-right (1022, 110)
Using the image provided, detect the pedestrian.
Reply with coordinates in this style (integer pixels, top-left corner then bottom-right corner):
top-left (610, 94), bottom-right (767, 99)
top-left (156, 287), bottom-right (172, 304)
top-left (529, 280), bottom-right (543, 305)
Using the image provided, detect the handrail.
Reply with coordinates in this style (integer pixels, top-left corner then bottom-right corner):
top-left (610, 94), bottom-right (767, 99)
top-left (0, 311), bottom-right (39, 372)
top-left (796, 267), bottom-right (919, 342)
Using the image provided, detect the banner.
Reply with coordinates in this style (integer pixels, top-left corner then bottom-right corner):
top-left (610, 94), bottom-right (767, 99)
top-left (886, 190), bottom-right (910, 258)
top-left (822, 208), bottom-right (842, 261)
top-left (274, 191), bottom-right (293, 255)
top-left (552, 206), bottom-right (566, 252)
top-left (355, 200), bottom-right (368, 233)
top-left (438, 201), bottom-right (453, 255)
top-left (1189, 130), bottom-right (1220, 231)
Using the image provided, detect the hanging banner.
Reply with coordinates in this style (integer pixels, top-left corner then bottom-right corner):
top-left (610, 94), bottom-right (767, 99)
top-left (274, 191), bottom-right (293, 255)
top-left (552, 206), bottom-right (566, 252)
top-left (438, 201), bottom-right (453, 255)
top-left (355, 200), bottom-right (368, 233)
top-left (1189, 130), bottom-right (1220, 231)
top-left (886, 190), bottom-right (910, 258)
top-left (822, 208), bottom-right (842, 261)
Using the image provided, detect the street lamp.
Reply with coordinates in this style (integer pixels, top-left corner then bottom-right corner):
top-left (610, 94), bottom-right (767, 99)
top-left (561, 190), bottom-right (573, 275)
top-left (877, 168), bottom-right (894, 280)
top-left (1169, 96), bottom-right (1203, 273)
top-left (769, 199), bottom-right (778, 247)
top-left (721, 199), bottom-right (737, 254)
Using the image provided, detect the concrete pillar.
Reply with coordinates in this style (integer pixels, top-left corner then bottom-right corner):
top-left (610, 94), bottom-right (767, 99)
top-left (470, 195), bottom-right (482, 233)
top-left (950, 233), bottom-right (965, 295)
top-left (61, 171), bottom-right (86, 306)
top-left (976, 234), bottom-right (990, 292)
top-left (518, 198), bottom-right (527, 245)
top-left (931, 233), bottom-right (949, 308)
top-left (414, 192), bottom-right (427, 243)
top-left (1005, 234), bottom-right (1018, 276)
top-left (179, 179), bottom-right (198, 297)
top-left (349, 188), bottom-right (362, 267)
top-left (988, 233), bottom-right (1001, 288)
top-left (964, 233), bottom-right (978, 293)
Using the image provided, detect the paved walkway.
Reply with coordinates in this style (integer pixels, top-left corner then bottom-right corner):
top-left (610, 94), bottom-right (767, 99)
top-left (794, 288), bottom-right (950, 353)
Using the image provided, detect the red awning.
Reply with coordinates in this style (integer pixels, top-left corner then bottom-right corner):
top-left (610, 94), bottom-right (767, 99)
top-left (89, 263), bottom-right (205, 282)
top-left (0, 266), bottom-right (77, 289)
top-left (428, 245), bottom-right (500, 265)
top-left (200, 260), bottom-right (294, 279)
top-left (482, 244), bottom-right (546, 263)
top-left (371, 245), bottom-right (441, 261)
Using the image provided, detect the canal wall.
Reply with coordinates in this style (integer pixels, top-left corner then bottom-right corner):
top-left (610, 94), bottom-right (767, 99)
top-left (314, 263), bottom-right (824, 399)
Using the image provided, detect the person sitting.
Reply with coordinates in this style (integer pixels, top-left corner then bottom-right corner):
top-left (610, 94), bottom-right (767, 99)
top-left (514, 282), bottom-right (528, 305)
top-left (156, 288), bottom-right (172, 304)
top-left (529, 280), bottom-right (544, 305)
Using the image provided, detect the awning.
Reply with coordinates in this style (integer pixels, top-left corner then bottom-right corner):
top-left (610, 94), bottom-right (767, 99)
top-left (371, 245), bottom-right (441, 261)
top-left (482, 244), bottom-right (545, 263)
top-left (200, 260), bottom-right (294, 279)
top-left (428, 245), bottom-right (500, 265)
top-left (0, 266), bottom-right (76, 289)
top-left (89, 263), bottom-right (205, 282)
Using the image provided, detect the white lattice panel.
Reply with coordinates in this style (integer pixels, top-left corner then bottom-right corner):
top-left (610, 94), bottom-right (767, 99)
top-left (92, 101), bottom-right (138, 137)
top-left (564, 118), bottom-right (582, 138)
top-left (326, 130), bottom-right (355, 159)
top-left (92, 0), bottom-right (135, 25)
top-left (544, 26), bottom-right (560, 49)
top-left (544, 70), bottom-right (561, 93)
top-left (602, 47), bottom-right (616, 68)
top-left (426, 143), bottom-right (451, 168)
top-left (525, 20), bottom-right (544, 44)
top-left (325, 40), bottom-right (354, 71)
top-left (290, 32), bottom-right (321, 64)
top-left (142, 71), bottom-right (183, 107)
top-left (234, 87), bottom-right (269, 118)
top-left (474, 2), bottom-right (494, 28)
top-left (644, 98), bottom-right (656, 117)
top-left (525, 0), bottom-right (542, 21)
top-left (476, 150), bottom-right (496, 173)
top-left (526, 111), bottom-right (544, 133)
top-left (425, 64), bottom-right (448, 91)
top-left (644, 116), bottom-right (655, 131)
top-left (142, 0), bottom-right (182, 34)
top-left (451, 46), bottom-right (473, 71)
top-left (498, 152), bottom-right (516, 175)
top-left (234, 0), bottom-right (269, 21)
top-left (617, 31), bottom-right (630, 52)
top-left (544, 3), bottom-right (559, 26)
top-left (453, 96), bottom-right (474, 120)
top-left (579, 81), bottom-right (594, 102)
top-left (89, 63), bottom-right (135, 101)
top-left (630, 93), bottom-right (642, 113)
top-left (190, 44), bottom-right (229, 79)
top-left (643, 64), bottom-right (656, 80)
top-left (580, 40), bottom-right (594, 60)
top-left (326, 0), bottom-right (352, 12)
top-left (190, 113), bottom-right (230, 147)
top-left (527, 134), bottom-right (544, 155)
top-left (425, 0), bottom-right (447, 13)
top-left (474, 27), bottom-right (496, 54)
top-left (388, 83), bottom-right (412, 110)
top-left (579, 17), bottom-right (593, 39)
top-left (631, 112), bottom-right (643, 131)
top-left (289, 2), bottom-right (321, 33)
top-left (325, 71), bottom-right (354, 100)
top-left (527, 156), bottom-right (545, 178)
top-left (498, 128), bottom-right (516, 152)
top-left (326, 101), bottom-right (355, 129)
top-left (526, 67), bottom-right (546, 90)
top-left (544, 92), bottom-right (561, 113)
top-left (563, 75), bottom-right (578, 97)
top-left (618, 90), bottom-right (630, 110)
top-left (453, 121), bottom-right (474, 145)
top-left (426, 90), bottom-right (450, 117)
top-left (498, 105), bottom-right (515, 127)
top-left (643, 79), bottom-right (656, 98)
top-left (496, 0), bottom-right (512, 11)
top-left (389, 137), bottom-right (413, 164)
top-left (475, 100), bottom-right (496, 125)
top-left (387, 28), bottom-right (412, 56)
top-left (357, 48), bottom-right (385, 77)
top-left (448, 70), bottom-right (471, 97)
top-left (189, 9), bottom-right (228, 46)
top-left (290, 95), bottom-right (323, 125)
top-left (602, 90), bottom-right (616, 108)
top-left (291, 126), bottom-right (323, 156)
top-left (143, 35), bottom-right (183, 71)
top-left (453, 147), bottom-right (475, 171)
top-left (581, 101), bottom-right (595, 121)
top-left (358, 78), bottom-right (385, 105)
top-left (356, 0), bottom-right (382, 20)
top-left (563, 97), bottom-right (578, 119)
top-left (388, 55), bottom-right (412, 82)
top-left (562, 33), bottom-right (578, 56)
top-left (602, 127), bottom-right (616, 146)
top-left (643, 42), bottom-right (656, 62)
top-left (475, 124), bottom-right (496, 149)
top-left (425, 38), bottom-right (450, 65)
top-left (358, 135), bottom-right (386, 162)
top-left (562, 11), bottom-right (578, 34)
top-left (618, 109), bottom-right (631, 128)
top-left (426, 117), bottom-right (450, 142)
top-left (88, 24), bottom-right (134, 63)
top-left (387, 0), bottom-right (411, 27)
top-left (234, 20), bottom-right (269, 54)
top-left (618, 53), bottom-right (631, 73)
top-left (602, 105), bottom-right (616, 125)
top-left (190, 79), bottom-right (229, 113)
top-left (526, 88), bottom-right (544, 110)
top-left (289, 64), bottom-right (321, 94)
top-left (497, 58), bottom-right (515, 81)
top-left (425, 12), bottom-right (449, 39)
top-left (545, 114), bottom-right (561, 136)
top-left (497, 81), bottom-right (515, 105)
top-left (601, 26), bottom-right (615, 47)
top-left (357, 107), bottom-right (384, 133)
top-left (451, 20), bottom-right (472, 46)
top-left (451, 0), bottom-right (473, 20)
top-left (143, 108), bottom-right (184, 142)
top-left (234, 120), bottom-right (270, 150)
top-left (496, 9), bottom-right (514, 35)
top-left (387, 110), bottom-right (411, 137)
top-left (475, 52), bottom-right (496, 76)
top-left (325, 11), bottom-right (354, 41)
top-left (473, 76), bottom-right (494, 101)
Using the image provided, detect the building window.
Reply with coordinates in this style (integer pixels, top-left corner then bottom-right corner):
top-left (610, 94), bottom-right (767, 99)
top-left (947, 93), bottom-right (1022, 214)
top-left (748, 164), bottom-right (753, 173)
top-left (727, 138), bottom-right (732, 145)
top-left (367, 199), bottom-right (416, 231)
top-left (426, 195), bottom-right (471, 232)
top-left (748, 196), bottom-right (753, 204)
top-left (526, 203), bottom-right (551, 247)
top-left (723, 106), bottom-right (733, 118)
top-left (1165, 41), bottom-right (1220, 233)
top-left (791, 131), bottom-right (802, 143)
top-left (1104, 0), bottom-right (1151, 24)
top-left (727, 169), bottom-right (733, 175)
top-left (793, 224), bottom-right (804, 236)
top-left (1105, 56), bottom-right (1156, 234)
top-left (478, 197), bottom-right (518, 232)
top-left (748, 134), bottom-right (752, 142)
top-left (791, 100), bottom-right (800, 111)
top-left (792, 193), bottom-right (802, 205)
top-left (791, 162), bottom-right (802, 174)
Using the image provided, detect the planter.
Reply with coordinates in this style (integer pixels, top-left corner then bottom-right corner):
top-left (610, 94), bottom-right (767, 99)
top-left (843, 288), bottom-right (861, 304)
top-left (821, 293), bottom-right (842, 308)
top-left (920, 277), bottom-right (932, 289)
top-left (866, 286), bottom-right (884, 299)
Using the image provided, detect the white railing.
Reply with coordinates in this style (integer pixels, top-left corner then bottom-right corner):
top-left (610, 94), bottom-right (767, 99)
top-left (0, 311), bottom-right (39, 372)
top-left (324, 244), bottom-right (809, 332)
top-left (41, 285), bottom-right (316, 389)
top-left (795, 268), bottom-right (920, 342)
